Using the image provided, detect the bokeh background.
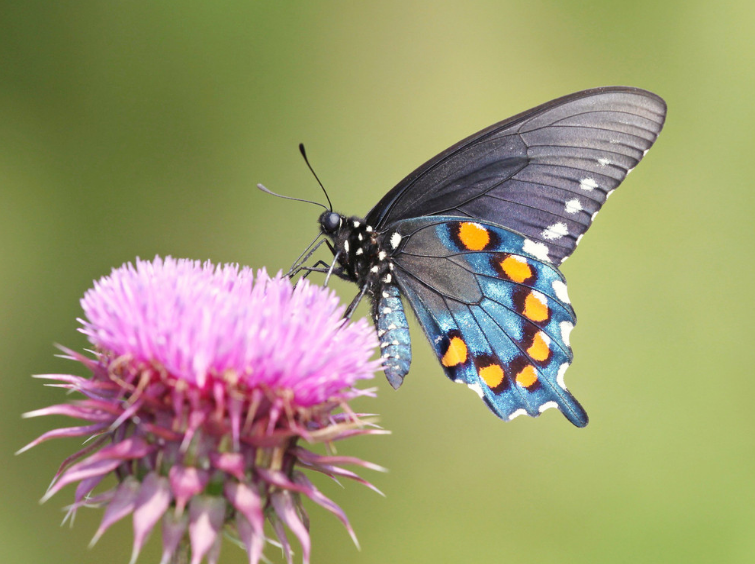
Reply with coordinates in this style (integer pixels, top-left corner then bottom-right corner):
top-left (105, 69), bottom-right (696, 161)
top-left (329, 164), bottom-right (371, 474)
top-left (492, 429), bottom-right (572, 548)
top-left (2, 2), bottom-right (754, 563)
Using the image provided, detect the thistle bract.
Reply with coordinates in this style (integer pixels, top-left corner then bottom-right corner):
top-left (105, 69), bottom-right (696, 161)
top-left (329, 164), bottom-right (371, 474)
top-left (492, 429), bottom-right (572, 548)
top-left (22, 257), bottom-right (384, 564)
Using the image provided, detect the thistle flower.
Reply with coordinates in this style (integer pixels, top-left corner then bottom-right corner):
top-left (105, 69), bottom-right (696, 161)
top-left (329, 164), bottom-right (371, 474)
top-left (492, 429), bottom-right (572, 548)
top-left (21, 257), bottom-right (384, 564)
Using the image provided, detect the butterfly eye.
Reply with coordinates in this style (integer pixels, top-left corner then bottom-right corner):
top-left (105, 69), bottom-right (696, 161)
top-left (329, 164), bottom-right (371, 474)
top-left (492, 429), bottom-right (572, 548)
top-left (321, 212), bottom-right (341, 233)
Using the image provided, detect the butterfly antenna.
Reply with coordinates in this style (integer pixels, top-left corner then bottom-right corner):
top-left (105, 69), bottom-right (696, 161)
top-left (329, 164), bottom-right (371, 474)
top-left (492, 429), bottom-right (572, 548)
top-left (299, 143), bottom-right (333, 211)
top-left (256, 183), bottom-right (328, 211)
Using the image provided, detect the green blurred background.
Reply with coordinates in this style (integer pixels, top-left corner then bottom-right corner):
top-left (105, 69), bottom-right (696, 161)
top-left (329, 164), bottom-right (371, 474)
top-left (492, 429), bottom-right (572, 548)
top-left (2, 2), bottom-right (753, 563)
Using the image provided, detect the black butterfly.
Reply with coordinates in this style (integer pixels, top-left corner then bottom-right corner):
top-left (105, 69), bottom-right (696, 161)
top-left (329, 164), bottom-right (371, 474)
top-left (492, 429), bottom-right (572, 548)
top-left (292, 87), bottom-right (666, 427)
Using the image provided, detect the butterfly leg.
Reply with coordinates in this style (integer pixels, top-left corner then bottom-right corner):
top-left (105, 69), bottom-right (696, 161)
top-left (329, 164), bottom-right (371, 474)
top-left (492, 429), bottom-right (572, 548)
top-left (287, 236), bottom-right (326, 277)
top-left (344, 284), bottom-right (370, 319)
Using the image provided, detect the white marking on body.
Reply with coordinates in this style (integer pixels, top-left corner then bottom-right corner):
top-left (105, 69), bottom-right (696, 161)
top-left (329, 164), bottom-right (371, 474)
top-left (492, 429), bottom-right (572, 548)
top-left (390, 232), bottom-right (402, 249)
top-left (378, 251), bottom-right (387, 260)
top-left (356, 248), bottom-right (363, 255)
top-left (467, 382), bottom-right (484, 398)
top-left (508, 409), bottom-right (527, 421)
top-left (565, 198), bottom-right (582, 214)
top-left (556, 363), bottom-right (569, 388)
top-left (523, 239), bottom-right (550, 262)
top-left (580, 178), bottom-right (598, 191)
top-left (598, 158), bottom-right (610, 166)
top-left (539, 401), bottom-right (558, 413)
top-left (383, 274), bottom-right (392, 283)
top-left (382, 307), bottom-right (392, 314)
top-left (552, 280), bottom-right (570, 304)
top-left (344, 240), bottom-right (349, 253)
top-left (560, 321), bottom-right (574, 347)
top-left (542, 222), bottom-right (568, 241)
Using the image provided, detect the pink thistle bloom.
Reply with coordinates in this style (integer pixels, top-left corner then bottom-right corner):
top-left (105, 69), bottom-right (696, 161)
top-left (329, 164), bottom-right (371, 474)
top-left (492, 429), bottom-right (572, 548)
top-left (21, 257), bottom-right (385, 564)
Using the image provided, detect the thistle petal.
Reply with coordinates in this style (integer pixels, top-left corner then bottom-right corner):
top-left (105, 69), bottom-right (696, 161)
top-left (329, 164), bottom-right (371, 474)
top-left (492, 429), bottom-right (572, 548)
top-left (271, 491), bottom-right (311, 564)
top-left (159, 510), bottom-right (188, 564)
top-left (169, 466), bottom-right (210, 516)
top-left (90, 477), bottom-right (141, 546)
top-left (188, 496), bottom-right (225, 564)
top-left (130, 473), bottom-right (171, 564)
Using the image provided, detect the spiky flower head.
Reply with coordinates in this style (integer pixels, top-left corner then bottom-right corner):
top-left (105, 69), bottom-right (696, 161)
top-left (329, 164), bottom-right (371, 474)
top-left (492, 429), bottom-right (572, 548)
top-left (21, 257), bottom-right (384, 564)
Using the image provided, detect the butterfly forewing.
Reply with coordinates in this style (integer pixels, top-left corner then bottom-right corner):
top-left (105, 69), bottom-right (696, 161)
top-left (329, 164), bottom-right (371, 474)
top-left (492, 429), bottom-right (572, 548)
top-left (366, 87), bottom-right (666, 264)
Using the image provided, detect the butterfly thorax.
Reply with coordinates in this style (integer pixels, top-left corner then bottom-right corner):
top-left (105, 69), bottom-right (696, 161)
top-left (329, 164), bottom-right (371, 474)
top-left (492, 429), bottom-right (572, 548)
top-left (319, 212), bottom-right (394, 291)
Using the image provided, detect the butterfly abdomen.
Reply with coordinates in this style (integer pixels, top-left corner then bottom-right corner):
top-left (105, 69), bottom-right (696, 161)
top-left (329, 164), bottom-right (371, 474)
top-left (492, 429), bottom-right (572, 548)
top-left (375, 284), bottom-right (411, 390)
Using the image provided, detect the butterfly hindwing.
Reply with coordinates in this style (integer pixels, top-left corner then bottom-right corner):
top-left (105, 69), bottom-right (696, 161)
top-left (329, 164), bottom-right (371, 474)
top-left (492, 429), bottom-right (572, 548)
top-left (366, 87), bottom-right (666, 264)
top-left (383, 216), bottom-right (587, 426)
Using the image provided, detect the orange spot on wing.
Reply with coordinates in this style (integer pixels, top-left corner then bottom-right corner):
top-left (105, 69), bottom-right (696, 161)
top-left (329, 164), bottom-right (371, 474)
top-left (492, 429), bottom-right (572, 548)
top-left (527, 331), bottom-right (551, 362)
top-left (441, 337), bottom-right (468, 367)
top-left (516, 365), bottom-right (538, 388)
top-left (458, 222), bottom-right (490, 251)
top-left (500, 255), bottom-right (533, 283)
top-left (479, 363), bottom-right (505, 389)
top-left (523, 291), bottom-right (549, 322)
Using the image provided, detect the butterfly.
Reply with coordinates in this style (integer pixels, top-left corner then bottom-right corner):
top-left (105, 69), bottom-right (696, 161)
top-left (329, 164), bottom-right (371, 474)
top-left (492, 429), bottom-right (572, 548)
top-left (294, 87), bottom-right (666, 427)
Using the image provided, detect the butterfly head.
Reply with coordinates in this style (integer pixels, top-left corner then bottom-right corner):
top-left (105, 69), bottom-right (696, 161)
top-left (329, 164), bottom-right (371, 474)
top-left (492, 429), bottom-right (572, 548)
top-left (319, 211), bottom-right (343, 234)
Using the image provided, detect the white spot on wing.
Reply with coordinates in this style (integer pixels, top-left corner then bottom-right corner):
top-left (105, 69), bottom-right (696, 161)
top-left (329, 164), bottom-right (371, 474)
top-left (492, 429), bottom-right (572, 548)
top-left (580, 178), bottom-right (598, 191)
top-left (356, 248), bottom-right (364, 255)
top-left (591, 211), bottom-right (599, 221)
top-left (606, 189), bottom-right (615, 199)
top-left (556, 363), bottom-right (569, 389)
top-left (538, 401), bottom-right (558, 413)
top-left (382, 307), bottom-right (392, 314)
top-left (366, 225), bottom-right (373, 232)
top-left (575, 234), bottom-right (584, 246)
top-left (508, 409), bottom-right (527, 421)
top-left (565, 198), bottom-right (582, 214)
top-left (378, 251), bottom-right (387, 260)
top-left (523, 239), bottom-right (550, 262)
top-left (552, 280), bottom-right (570, 304)
top-left (467, 382), bottom-right (484, 398)
top-left (560, 321), bottom-right (574, 347)
top-left (390, 232), bottom-right (402, 249)
top-left (542, 222), bottom-right (568, 241)
top-left (370, 266), bottom-right (379, 273)
top-left (344, 241), bottom-right (349, 253)
top-left (353, 220), bottom-right (360, 227)
top-left (598, 158), bottom-right (610, 167)
top-left (531, 290), bottom-right (548, 308)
